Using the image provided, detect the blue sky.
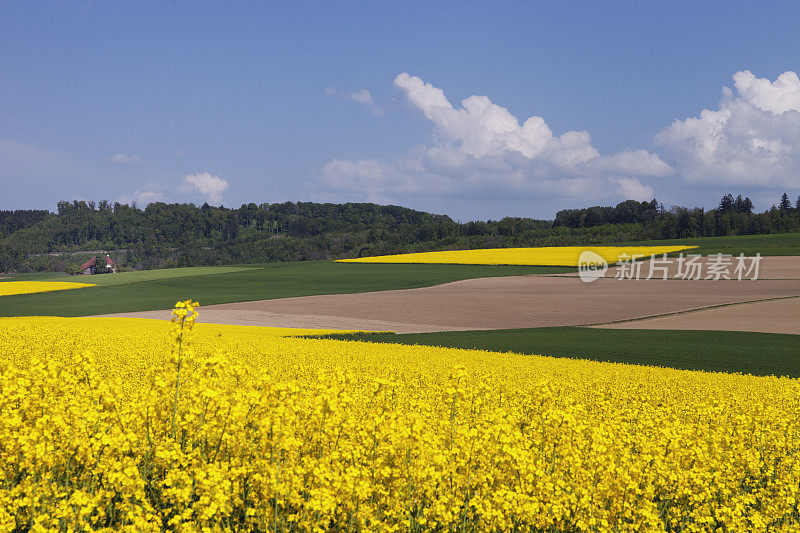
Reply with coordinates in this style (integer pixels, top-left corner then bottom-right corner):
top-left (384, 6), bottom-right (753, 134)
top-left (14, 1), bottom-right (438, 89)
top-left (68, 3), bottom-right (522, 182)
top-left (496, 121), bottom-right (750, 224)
top-left (2, 1), bottom-right (800, 220)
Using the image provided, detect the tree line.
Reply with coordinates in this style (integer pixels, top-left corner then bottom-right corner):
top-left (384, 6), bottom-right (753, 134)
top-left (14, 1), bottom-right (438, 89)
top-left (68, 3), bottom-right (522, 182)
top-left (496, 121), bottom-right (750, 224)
top-left (556, 193), bottom-right (800, 238)
top-left (0, 209), bottom-right (50, 239)
top-left (1, 193), bottom-right (799, 272)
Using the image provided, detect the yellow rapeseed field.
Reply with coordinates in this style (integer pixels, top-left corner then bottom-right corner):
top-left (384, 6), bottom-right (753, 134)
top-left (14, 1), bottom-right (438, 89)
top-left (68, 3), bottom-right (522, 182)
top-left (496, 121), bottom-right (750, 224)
top-left (2, 303), bottom-right (799, 531)
top-left (336, 246), bottom-right (696, 266)
top-left (0, 281), bottom-right (96, 297)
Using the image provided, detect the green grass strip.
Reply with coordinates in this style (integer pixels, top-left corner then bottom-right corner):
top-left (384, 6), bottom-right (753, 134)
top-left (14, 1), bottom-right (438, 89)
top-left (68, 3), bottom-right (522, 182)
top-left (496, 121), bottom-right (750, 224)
top-left (309, 327), bottom-right (800, 378)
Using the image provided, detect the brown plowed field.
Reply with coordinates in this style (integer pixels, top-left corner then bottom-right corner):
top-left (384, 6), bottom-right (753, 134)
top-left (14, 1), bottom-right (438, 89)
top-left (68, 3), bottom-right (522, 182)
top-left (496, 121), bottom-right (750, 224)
top-left (594, 297), bottom-right (800, 335)
top-left (100, 275), bottom-right (800, 333)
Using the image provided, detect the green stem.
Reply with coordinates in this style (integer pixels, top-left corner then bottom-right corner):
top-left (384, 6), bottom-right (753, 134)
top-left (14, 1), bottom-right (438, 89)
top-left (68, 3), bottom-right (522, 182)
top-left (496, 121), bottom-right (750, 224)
top-left (170, 320), bottom-right (185, 439)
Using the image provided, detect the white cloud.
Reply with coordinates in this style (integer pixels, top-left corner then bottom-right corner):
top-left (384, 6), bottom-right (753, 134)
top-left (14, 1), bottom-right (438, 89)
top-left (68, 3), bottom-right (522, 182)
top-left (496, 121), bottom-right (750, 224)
top-left (614, 177), bottom-right (655, 201)
top-left (134, 190), bottom-right (164, 204)
top-left (117, 182), bottom-right (169, 206)
top-left (183, 172), bottom-right (229, 205)
top-left (733, 70), bottom-right (800, 114)
top-left (393, 73), bottom-right (553, 159)
top-left (348, 88), bottom-right (374, 107)
top-left (107, 153), bottom-right (144, 165)
top-left (317, 73), bottom-right (669, 204)
top-left (655, 70), bottom-right (800, 188)
top-left (325, 86), bottom-right (383, 115)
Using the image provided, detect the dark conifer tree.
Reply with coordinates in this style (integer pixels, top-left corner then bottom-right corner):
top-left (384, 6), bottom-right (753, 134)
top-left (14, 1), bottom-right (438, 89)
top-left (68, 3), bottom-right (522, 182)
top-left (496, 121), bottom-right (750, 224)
top-left (718, 194), bottom-right (734, 213)
top-left (733, 195), bottom-right (744, 213)
top-left (779, 193), bottom-right (792, 212)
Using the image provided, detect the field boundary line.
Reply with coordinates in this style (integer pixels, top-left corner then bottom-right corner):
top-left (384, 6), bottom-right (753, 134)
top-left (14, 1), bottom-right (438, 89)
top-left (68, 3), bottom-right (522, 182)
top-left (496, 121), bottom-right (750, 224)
top-left (78, 266), bottom-right (262, 288)
top-left (585, 294), bottom-right (800, 327)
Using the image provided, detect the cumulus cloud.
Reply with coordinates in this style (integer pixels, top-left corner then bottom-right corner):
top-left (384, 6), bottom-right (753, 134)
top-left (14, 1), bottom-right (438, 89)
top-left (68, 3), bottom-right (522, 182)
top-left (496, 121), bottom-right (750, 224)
top-left (107, 153), bottom-right (144, 165)
top-left (655, 70), bottom-right (800, 188)
top-left (137, 189), bottom-right (166, 204)
top-left (120, 173), bottom-right (230, 208)
top-left (325, 86), bottom-right (382, 115)
top-left (317, 73), bottom-right (669, 204)
top-left (614, 177), bottom-right (655, 201)
top-left (133, 190), bottom-right (165, 204)
top-left (117, 183), bottom-right (169, 206)
top-left (733, 70), bottom-right (800, 114)
top-left (183, 172), bottom-right (229, 205)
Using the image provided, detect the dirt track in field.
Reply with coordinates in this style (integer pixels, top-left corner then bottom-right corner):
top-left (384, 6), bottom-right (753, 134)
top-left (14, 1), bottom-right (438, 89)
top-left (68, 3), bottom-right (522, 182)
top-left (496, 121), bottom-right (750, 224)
top-left (593, 296), bottom-right (800, 335)
top-left (100, 271), bottom-right (800, 333)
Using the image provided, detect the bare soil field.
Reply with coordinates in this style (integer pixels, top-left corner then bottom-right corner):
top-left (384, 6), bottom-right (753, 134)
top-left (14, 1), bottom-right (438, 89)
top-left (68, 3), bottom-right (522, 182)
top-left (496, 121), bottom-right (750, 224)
top-left (554, 255), bottom-right (800, 280)
top-left (593, 297), bottom-right (800, 335)
top-left (101, 275), bottom-right (800, 333)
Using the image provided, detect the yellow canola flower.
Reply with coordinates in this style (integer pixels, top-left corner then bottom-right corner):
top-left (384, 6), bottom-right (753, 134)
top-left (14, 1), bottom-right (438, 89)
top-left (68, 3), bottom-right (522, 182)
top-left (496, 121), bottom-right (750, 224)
top-left (1, 307), bottom-right (799, 532)
top-left (0, 280), bottom-right (96, 297)
top-left (337, 245), bottom-right (697, 266)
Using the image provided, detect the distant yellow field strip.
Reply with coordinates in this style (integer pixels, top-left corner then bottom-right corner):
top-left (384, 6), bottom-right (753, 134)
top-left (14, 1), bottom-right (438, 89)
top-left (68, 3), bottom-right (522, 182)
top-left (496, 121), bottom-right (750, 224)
top-left (0, 281), bottom-right (97, 297)
top-left (337, 245), bottom-right (697, 266)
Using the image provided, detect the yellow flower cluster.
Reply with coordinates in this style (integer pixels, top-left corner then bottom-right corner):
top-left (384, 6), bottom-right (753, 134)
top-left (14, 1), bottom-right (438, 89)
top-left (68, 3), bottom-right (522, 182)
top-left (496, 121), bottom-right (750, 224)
top-left (1, 309), bottom-right (799, 531)
top-left (336, 246), bottom-right (696, 266)
top-left (0, 281), bottom-right (96, 297)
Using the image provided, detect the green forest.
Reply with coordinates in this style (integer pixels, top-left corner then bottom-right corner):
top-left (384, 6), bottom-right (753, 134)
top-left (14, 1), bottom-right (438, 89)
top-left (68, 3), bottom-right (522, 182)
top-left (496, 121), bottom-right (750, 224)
top-left (1, 193), bottom-right (800, 272)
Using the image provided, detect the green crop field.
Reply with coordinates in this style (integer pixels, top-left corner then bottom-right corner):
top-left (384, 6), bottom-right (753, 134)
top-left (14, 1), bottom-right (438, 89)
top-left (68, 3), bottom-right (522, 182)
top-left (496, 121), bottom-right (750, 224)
top-left (314, 327), bottom-right (800, 378)
top-left (0, 266), bottom-right (256, 286)
top-left (621, 232), bottom-right (800, 257)
top-left (0, 261), bottom-right (570, 317)
top-left (0, 272), bottom-right (68, 282)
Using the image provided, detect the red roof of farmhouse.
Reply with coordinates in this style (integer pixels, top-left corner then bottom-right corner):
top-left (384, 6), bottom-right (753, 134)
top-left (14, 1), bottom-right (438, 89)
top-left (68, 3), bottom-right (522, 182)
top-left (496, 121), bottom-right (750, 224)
top-left (106, 256), bottom-right (116, 266)
top-left (80, 257), bottom-right (97, 270)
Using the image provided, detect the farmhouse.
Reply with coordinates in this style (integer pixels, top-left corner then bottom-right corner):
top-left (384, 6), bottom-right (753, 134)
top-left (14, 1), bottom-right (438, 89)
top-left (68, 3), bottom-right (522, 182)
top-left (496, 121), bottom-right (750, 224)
top-left (81, 255), bottom-right (117, 275)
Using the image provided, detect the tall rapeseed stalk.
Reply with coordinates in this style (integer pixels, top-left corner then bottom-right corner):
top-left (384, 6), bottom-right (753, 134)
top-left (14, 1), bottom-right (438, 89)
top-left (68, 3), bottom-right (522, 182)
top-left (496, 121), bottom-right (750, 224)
top-left (169, 299), bottom-right (199, 439)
